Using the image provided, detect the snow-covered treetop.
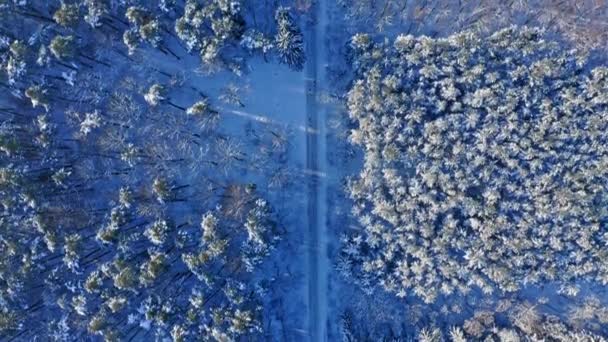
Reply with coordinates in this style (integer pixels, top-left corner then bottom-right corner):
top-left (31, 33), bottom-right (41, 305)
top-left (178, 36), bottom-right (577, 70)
top-left (343, 26), bottom-right (608, 304)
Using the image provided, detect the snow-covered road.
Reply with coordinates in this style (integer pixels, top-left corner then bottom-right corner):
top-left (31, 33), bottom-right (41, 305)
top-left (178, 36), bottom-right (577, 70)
top-left (305, 0), bottom-right (329, 340)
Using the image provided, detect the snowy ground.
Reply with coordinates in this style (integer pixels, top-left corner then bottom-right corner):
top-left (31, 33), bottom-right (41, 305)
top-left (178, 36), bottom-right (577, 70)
top-left (234, 61), bottom-right (311, 341)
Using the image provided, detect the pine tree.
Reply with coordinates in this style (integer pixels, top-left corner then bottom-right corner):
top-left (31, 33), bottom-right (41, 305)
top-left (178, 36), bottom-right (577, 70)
top-left (84, 0), bottom-right (107, 27)
top-left (144, 84), bottom-right (165, 106)
top-left (25, 85), bottom-right (49, 111)
top-left (139, 20), bottom-right (161, 47)
top-left (53, 3), bottom-right (80, 27)
top-left (49, 35), bottom-right (75, 60)
top-left (123, 28), bottom-right (140, 55)
top-left (274, 7), bottom-right (305, 71)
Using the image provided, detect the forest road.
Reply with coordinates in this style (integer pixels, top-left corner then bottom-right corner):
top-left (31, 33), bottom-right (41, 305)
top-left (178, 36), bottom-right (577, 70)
top-left (305, 17), bottom-right (321, 342)
top-left (305, 0), bottom-right (328, 340)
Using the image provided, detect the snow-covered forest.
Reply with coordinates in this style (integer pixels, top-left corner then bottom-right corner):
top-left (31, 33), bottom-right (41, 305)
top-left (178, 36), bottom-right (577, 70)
top-left (338, 26), bottom-right (608, 340)
top-left (1, 0), bottom-right (308, 340)
top-left (1, 0), bottom-right (608, 341)
top-left (327, 1), bottom-right (608, 341)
